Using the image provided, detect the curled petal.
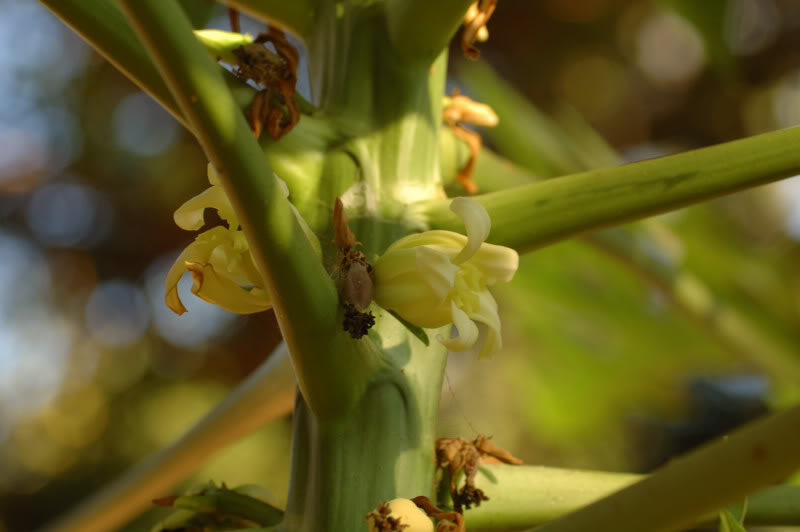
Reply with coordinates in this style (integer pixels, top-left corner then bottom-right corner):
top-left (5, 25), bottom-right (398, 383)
top-left (450, 197), bottom-right (491, 265)
top-left (467, 242), bottom-right (519, 284)
top-left (164, 227), bottom-right (229, 315)
top-left (437, 302), bottom-right (479, 352)
top-left (174, 185), bottom-right (237, 230)
top-left (467, 290), bottom-right (502, 359)
top-left (174, 164), bottom-right (237, 230)
top-left (186, 262), bottom-right (272, 314)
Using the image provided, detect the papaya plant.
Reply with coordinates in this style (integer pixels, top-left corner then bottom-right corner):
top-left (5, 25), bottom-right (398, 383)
top-left (38, 1), bottom-right (800, 531)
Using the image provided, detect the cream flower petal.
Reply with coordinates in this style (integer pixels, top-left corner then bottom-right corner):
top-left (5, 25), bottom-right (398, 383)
top-left (167, 164), bottom-right (324, 316)
top-left (173, 185), bottom-right (236, 230)
top-left (437, 301), bottom-right (479, 352)
top-left (374, 273), bottom-right (453, 327)
top-left (467, 242), bottom-right (519, 284)
top-left (164, 226), bottom-right (228, 315)
top-left (370, 198), bottom-right (516, 356)
top-left (467, 290), bottom-right (502, 359)
top-left (373, 248), bottom-right (419, 282)
top-left (382, 230), bottom-right (467, 253)
top-left (186, 262), bottom-right (272, 314)
top-left (451, 197), bottom-right (491, 265)
top-left (416, 246), bottom-right (459, 303)
top-left (174, 164), bottom-right (238, 229)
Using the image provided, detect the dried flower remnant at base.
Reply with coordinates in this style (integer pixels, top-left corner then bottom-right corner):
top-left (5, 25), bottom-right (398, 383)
top-left (410, 496), bottom-right (466, 532)
top-left (333, 198), bottom-right (376, 338)
top-left (442, 89), bottom-right (499, 194)
top-left (233, 26), bottom-right (300, 139)
top-left (165, 164), bottom-right (320, 315)
top-left (462, 0), bottom-right (497, 60)
top-left (436, 435), bottom-right (523, 514)
top-left (343, 303), bottom-right (376, 339)
top-left (367, 499), bottom-right (432, 532)
top-left (373, 197), bottom-right (518, 358)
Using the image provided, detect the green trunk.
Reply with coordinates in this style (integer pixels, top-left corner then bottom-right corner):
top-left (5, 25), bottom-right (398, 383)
top-left (283, 326), bottom-right (447, 531)
top-left (282, 4), bottom-right (451, 530)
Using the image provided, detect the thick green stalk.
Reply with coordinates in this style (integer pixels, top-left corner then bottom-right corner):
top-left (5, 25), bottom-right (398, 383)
top-left (445, 142), bottom-right (800, 385)
top-left (384, 0), bottom-right (474, 61)
top-left (117, 0), bottom-right (376, 422)
top-left (462, 465), bottom-right (800, 530)
top-left (422, 126), bottom-right (800, 253)
top-left (301, 1), bottom-right (451, 219)
top-left (278, 4), bottom-right (455, 531)
top-left (284, 320), bottom-right (449, 532)
top-left (535, 403), bottom-right (800, 532)
top-left (222, 0), bottom-right (317, 40)
top-left (41, 345), bottom-right (296, 532)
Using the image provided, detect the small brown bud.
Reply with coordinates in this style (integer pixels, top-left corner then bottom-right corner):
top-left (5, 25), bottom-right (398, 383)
top-left (343, 261), bottom-right (373, 311)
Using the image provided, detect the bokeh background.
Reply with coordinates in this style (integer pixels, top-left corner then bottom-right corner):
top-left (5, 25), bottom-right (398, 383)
top-left (2, 0), bottom-right (800, 530)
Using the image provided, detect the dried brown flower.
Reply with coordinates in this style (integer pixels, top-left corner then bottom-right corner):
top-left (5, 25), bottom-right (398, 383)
top-left (461, 0), bottom-right (497, 60)
top-left (233, 27), bottom-right (300, 139)
top-left (435, 435), bottom-right (522, 513)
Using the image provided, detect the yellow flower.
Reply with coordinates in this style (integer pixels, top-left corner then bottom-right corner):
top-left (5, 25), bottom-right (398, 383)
top-left (165, 164), bottom-right (319, 315)
top-left (367, 498), bottom-right (433, 532)
top-left (373, 197), bottom-right (518, 358)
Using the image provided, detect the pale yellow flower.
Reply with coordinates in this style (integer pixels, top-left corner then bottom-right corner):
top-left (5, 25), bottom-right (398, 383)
top-left (373, 197), bottom-right (518, 358)
top-left (367, 498), bottom-right (433, 532)
top-left (165, 164), bottom-right (319, 315)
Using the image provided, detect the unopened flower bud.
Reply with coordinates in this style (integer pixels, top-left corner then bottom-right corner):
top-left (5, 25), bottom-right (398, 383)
top-left (367, 498), bottom-right (433, 532)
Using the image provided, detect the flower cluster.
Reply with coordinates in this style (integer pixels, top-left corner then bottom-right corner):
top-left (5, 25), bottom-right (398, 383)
top-left (165, 168), bottom-right (517, 359)
top-left (373, 198), bottom-right (518, 358)
top-left (165, 163), bottom-right (318, 315)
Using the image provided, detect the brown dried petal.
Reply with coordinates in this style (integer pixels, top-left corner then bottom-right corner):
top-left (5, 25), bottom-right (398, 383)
top-left (461, 0), bottom-right (497, 60)
top-left (333, 198), bottom-right (358, 250)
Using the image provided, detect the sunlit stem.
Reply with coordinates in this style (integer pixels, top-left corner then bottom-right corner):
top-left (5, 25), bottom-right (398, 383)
top-left (422, 126), bottom-right (800, 253)
top-left (384, 0), bottom-right (475, 61)
top-left (276, 3), bottom-right (457, 531)
top-left (194, 29), bottom-right (254, 64)
top-left (116, 0), bottom-right (374, 422)
top-left (535, 403), bottom-right (800, 532)
top-left (447, 141), bottom-right (800, 393)
top-left (221, 0), bottom-right (317, 40)
top-left (462, 465), bottom-right (800, 530)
